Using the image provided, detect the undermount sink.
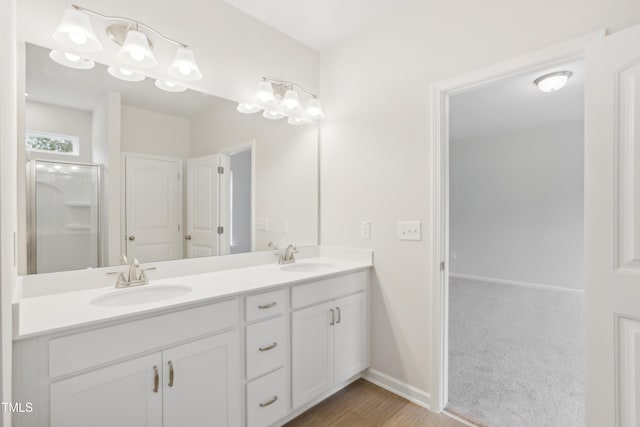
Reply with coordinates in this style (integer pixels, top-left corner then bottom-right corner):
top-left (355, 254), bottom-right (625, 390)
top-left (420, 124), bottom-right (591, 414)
top-left (280, 263), bottom-right (334, 273)
top-left (91, 285), bottom-right (192, 307)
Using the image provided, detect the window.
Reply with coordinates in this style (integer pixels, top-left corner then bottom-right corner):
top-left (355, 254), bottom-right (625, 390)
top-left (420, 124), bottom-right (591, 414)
top-left (25, 130), bottom-right (79, 156)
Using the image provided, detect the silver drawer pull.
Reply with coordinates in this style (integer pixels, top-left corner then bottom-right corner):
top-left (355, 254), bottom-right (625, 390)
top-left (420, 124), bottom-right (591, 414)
top-left (259, 342), bottom-right (278, 352)
top-left (259, 396), bottom-right (278, 407)
top-left (152, 365), bottom-right (159, 393)
top-left (258, 302), bottom-right (277, 309)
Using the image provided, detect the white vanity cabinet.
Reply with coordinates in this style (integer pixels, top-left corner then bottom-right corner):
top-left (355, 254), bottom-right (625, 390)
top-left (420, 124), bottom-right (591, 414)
top-left (13, 265), bottom-right (371, 427)
top-left (291, 272), bottom-right (369, 409)
top-left (50, 332), bottom-right (240, 427)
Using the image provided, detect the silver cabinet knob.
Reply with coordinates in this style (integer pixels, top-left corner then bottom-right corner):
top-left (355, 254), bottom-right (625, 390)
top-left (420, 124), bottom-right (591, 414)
top-left (128, 235), bottom-right (136, 241)
top-left (185, 235), bottom-right (192, 240)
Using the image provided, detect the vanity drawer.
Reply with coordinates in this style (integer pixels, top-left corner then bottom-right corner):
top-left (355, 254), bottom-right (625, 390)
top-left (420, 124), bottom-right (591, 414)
top-left (291, 270), bottom-right (367, 309)
top-left (246, 316), bottom-right (286, 380)
top-left (49, 299), bottom-right (238, 378)
top-left (245, 289), bottom-right (285, 322)
top-left (247, 368), bottom-right (287, 427)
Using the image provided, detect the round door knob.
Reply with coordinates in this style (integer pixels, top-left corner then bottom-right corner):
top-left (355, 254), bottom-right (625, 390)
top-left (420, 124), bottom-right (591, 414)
top-left (185, 235), bottom-right (192, 240)
top-left (128, 235), bottom-right (136, 241)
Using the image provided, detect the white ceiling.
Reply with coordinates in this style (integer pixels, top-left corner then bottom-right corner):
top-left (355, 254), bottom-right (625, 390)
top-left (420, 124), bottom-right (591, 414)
top-left (450, 59), bottom-right (584, 140)
top-left (26, 44), bottom-right (228, 118)
top-left (224, 0), bottom-right (413, 50)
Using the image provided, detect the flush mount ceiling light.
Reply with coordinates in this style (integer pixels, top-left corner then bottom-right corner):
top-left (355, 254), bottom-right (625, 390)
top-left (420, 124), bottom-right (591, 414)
top-left (49, 50), bottom-right (95, 69)
top-left (237, 78), bottom-right (324, 126)
top-left (534, 71), bottom-right (572, 92)
top-left (50, 4), bottom-right (202, 93)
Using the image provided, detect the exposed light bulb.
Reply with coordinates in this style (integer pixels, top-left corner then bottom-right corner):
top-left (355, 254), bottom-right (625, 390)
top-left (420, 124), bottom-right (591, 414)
top-left (69, 32), bottom-right (87, 45)
top-left (165, 81), bottom-right (176, 88)
top-left (120, 68), bottom-right (133, 76)
top-left (64, 52), bottom-right (80, 62)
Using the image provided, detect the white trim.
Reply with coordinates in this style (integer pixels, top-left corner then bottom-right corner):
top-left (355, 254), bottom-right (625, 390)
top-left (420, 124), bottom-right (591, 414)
top-left (449, 273), bottom-right (584, 294)
top-left (430, 29), bottom-right (604, 413)
top-left (362, 368), bottom-right (431, 410)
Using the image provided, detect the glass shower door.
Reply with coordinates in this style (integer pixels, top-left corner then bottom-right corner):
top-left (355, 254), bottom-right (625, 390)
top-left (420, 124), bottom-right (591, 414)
top-left (30, 160), bottom-right (101, 274)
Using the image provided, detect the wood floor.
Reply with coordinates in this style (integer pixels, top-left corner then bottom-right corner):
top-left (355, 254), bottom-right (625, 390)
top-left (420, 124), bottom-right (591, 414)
top-left (284, 379), bottom-right (466, 427)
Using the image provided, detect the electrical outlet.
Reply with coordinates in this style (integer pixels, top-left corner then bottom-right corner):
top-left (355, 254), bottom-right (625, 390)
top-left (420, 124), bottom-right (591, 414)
top-left (397, 221), bottom-right (421, 241)
top-left (360, 222), bottom-right (371, 239)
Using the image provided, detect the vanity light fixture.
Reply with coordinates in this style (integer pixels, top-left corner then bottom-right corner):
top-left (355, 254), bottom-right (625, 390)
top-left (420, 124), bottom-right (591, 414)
top-left (237, 78), bottom-right (324, 126)
top-left (108, 66), bottom-right (146, 82)
top-left (49, 50), bottom-right (95, 70)
top-left (53, 8), bottom-right (103, 53)
top-left (534, 71), bottom-right (572, 92)
top-left (51, 5), bottom-right (202, 91)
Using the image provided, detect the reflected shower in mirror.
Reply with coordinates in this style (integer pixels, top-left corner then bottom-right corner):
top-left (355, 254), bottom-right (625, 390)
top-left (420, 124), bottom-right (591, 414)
top-left (21, 43), bottom-right (318, 274)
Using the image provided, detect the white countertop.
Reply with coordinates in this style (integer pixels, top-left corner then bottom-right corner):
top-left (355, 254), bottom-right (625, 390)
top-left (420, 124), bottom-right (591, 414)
top-left (14, 257), bottom-right (371, 340)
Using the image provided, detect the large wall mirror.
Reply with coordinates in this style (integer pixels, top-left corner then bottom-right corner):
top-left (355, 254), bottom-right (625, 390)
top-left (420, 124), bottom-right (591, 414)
top-left (21, 43), bottom-right (319, 275)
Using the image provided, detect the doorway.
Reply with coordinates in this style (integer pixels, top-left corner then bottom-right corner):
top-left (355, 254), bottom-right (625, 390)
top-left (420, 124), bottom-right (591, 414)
top-left (429, 31), bottom-right (604, 426)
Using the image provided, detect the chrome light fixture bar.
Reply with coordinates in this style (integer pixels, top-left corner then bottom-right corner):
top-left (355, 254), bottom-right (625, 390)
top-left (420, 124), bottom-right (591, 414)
top-left (50, 4), bottom-right (202, 92)
top-left (237, 77), bottom-right (324, 126)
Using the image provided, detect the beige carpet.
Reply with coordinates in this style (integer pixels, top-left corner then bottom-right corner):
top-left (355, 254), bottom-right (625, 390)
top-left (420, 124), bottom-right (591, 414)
top-left (447, 277), bottom-right (584, 427)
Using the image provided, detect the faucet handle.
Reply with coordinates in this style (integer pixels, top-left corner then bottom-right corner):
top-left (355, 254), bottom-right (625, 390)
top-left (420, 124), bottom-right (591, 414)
top-left (120, 253), bottom-right (129, 265)
top-left (268, 242), bottom-right (278, 250)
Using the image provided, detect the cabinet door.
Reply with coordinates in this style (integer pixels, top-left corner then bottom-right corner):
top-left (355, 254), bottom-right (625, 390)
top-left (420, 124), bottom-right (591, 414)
top-left (291, 301), bottom-right (334, 409)
top-left (50, 353), bottom-right (163, 427)
top-left (334, 292), bottom-right (368, 383)
top-left (162, 331), bottom-right (241, 427)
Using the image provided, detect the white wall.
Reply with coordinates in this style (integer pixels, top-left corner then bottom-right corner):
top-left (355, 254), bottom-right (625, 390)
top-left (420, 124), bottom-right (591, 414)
top-left (121, 105), bottom-right (189, 160)
top-left (319, 0), bottom-right (640, 400)
top-left (25, 101), bottom-right (93, 163)
top-left (91, 92), bottom-right (121, 266)
top-left (450, 122), bottom-right (584, 290)
top-left (190, 102), bottom-right (318, 250)
top-left (0, 0), bottom-right (16, 423)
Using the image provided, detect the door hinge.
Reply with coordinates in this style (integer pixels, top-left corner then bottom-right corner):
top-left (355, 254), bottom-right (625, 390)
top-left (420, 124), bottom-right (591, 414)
top-left (178, 224), bottom-right (181, 231)
top-left (440, 261), bottom-right (445, 271)
top-left (177, 172), bottom-right (181, 180)
top-left (217, 166), bottom-right (224, 174)
top-left (217, 226), bottom-right (224, 234)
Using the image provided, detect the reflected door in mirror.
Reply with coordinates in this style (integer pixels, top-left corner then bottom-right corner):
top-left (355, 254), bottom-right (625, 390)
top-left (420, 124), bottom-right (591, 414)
top-left (125, 155), bottom-right (182, 262)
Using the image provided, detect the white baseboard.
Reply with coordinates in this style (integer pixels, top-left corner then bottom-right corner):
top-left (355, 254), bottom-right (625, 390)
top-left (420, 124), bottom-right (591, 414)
top-left (362, 368), bottom-right (431, 410)
top-left (449, 273), bottom-right (584, 295)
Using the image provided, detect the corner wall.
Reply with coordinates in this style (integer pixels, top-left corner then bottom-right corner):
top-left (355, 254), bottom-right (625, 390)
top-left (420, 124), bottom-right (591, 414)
top-left (0, 0), bottom-right (17, 423)
top-left (319, 0), bottom-right (640, 403)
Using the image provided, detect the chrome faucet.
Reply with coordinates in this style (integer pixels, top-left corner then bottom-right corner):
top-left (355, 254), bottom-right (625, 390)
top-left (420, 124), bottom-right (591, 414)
top-left (279, 244), bottom-right (298, 265)
top-left (115, 256), bottom-right (149, 288)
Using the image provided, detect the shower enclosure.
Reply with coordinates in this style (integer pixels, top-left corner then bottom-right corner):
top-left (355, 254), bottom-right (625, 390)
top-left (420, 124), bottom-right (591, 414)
top-left (28, 160), bottom-right (102, 274)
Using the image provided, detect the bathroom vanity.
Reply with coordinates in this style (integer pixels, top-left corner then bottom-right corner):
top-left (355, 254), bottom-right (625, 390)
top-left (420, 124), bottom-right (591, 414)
top-left (12, 253), bottom-right (372, 427)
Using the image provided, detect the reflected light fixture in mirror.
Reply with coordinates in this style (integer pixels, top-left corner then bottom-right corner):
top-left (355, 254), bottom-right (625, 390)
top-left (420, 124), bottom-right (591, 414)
top-left (534, 71), bottom-right (572, 92)
top-left (49, 50), bottom-right (95, 69)
top-left (155, 79), bottom-right (187, 92)
top-left (238, 78), bottom-right (324, 126)
top-left (108, 65), bottom-right (145, 82)
top-left (50, 5), bottom-right (202, 92)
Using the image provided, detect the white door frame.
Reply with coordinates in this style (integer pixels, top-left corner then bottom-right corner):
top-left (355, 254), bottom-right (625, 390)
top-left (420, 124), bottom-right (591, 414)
top-left (429, 30), bottom-right (605, 413)
top-left (219, 140), bottom-right (256, 252)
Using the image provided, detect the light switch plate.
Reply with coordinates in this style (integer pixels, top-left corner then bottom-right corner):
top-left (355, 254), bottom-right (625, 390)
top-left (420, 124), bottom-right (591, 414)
top-left (257, 217), bottom-right (269, 231)
top-left (397, 221), bottom-right (421, 240)
top-left (360, 222), bottom-right (371, 239)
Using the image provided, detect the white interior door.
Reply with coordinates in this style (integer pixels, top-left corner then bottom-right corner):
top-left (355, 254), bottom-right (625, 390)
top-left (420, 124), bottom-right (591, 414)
top-left (125, 155), bottom-right (182, 263)
top-left (186, 154), bottom-right (230, 258)
top-left (585, 25), bottom-right (640, 427)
